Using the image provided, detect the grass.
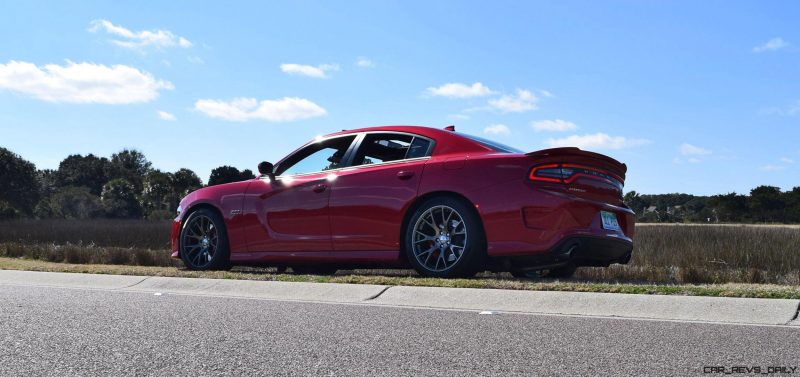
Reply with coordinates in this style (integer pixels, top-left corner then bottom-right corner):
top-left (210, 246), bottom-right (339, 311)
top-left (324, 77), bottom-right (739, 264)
top-left (0, 219), bottom-right (171, 249)
top-left (1, 219), bottom-right (799, 286)
top-left (2, 257), bottom-right (800, 299)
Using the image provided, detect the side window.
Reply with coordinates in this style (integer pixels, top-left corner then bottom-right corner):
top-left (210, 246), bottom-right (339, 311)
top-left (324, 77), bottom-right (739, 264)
top-left (406, 137), bottom-right (431, 159)
top-left (277, 136), bottom-right (356, 176)
top-left (352, 133), bottom-right (430, 166)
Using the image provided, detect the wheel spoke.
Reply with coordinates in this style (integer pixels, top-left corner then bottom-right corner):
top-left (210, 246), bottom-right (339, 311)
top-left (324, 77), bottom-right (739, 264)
top-left (184, 245), bottom-right (201, 257)
top-left (449, 245), bottom-right (463, 258)
top-left (421, 216), bottom-right (437, 232)
top-left (416, 246), bottom-right (436, 257)
top-left (423, 249), bottom-right (435, 266)
top-left (444, 210), bottom-right (454, 230)
top-left (192, 220), bottom-right (203, 236)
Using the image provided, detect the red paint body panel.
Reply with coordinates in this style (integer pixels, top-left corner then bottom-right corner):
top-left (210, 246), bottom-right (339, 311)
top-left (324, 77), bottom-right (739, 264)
top-left (171, 125), bottom-right (635, 268)
top-left (241, 172), bottom-right (333, 253)
top-left (329, 158), bottom-right (427, 251)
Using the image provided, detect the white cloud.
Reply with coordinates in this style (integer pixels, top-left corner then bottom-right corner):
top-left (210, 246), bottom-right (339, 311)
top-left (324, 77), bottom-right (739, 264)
top-left (753, 37), bottom-right (788, 53)
top-left (194, 97), bottom-right (327, 122)
top-left (157, 110), bottom-right (176, 121)
top-left (488, 89), bottom-right (538, 112)
top-left (279, 63), bottom-right (339, 78)
top-left (539, 90), bottom-right (554, 98)
top-left (426, 82), bottom-right (495, 98)
top-left (679, 143), bottom-right (712, 156)
top-left (484, 124), bottom-right (510, 135)
top-left (761, 164), bottom-right (785, 172)
top-left (532, 119), bottom-right (577, 132)
top-left (544, 133), bottom-right (650, 150)
top-left (355, 57), bottom-right (374, 68)
top-left (88, 19), bottom-right (192, 51)
top-left (187, 56), bottom-right (205, 65)
top-left (762, 100), bottom-right (800, 116)
top-left (0, 60), bottom-right (173, 104)
top-left (780, 157), bottom-right (794, 164)
top-left (448, 114), bottom-right (470, 120)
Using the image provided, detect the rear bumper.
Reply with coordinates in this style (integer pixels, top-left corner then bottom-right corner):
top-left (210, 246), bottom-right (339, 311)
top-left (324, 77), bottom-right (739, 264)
top-left (508, 235), bottom-right (633, 271)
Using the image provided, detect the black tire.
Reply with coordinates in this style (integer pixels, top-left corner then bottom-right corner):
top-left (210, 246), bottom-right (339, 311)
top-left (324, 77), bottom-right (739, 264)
top-left (179, 208), bottom-right (231, 271)
top-left (546, 264), bottom-right (577, 279)
top-left (404, 196), bottom-right (486, 278)
top-left (291, 266), bottom-right (338, 275)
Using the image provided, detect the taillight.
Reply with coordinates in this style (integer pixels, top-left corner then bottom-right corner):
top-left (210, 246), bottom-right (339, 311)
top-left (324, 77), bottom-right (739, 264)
top-left (529, 164), bottom-right (623, 190)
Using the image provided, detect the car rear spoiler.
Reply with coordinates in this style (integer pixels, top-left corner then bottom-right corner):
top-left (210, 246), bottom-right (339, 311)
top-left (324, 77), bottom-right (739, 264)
top-left (525, 147), bottom-right (628, 177)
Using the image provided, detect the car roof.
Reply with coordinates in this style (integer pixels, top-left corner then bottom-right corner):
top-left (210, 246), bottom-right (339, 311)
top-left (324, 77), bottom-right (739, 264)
top-left (324, 125), bottom-right (452, 139)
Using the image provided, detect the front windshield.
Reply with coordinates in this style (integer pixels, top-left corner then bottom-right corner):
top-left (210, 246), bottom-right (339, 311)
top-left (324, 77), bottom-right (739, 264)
top-left (456, 132), bottom-right (524, 153)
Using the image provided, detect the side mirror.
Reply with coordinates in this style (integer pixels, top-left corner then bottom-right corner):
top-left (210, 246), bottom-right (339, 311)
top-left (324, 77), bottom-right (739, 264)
top-left (258, 161), bottom-right (275, 181)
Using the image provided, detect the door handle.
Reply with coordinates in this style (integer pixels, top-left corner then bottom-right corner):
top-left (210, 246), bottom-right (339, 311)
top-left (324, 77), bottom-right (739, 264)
top-left (397, 170), bottom-right (415, 180)
top-left (312, 183), bottom-right (328, 193)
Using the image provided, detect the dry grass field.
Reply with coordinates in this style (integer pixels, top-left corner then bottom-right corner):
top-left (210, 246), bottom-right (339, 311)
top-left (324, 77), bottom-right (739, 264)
top-left (1, 220), bottom-right (798, 285)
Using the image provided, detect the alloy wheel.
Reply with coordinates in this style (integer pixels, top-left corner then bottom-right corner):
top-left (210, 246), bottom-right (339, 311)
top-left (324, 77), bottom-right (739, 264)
top-left (181, 214), bottom-right (219, 269)
top-left (411, 205), bottom-right (468, 272)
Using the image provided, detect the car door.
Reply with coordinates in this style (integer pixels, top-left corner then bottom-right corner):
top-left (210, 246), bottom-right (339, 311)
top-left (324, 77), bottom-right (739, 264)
top-left (329, 132), bottom-right (433, 252)
top-left (243, 135), bottom-right (357, 253)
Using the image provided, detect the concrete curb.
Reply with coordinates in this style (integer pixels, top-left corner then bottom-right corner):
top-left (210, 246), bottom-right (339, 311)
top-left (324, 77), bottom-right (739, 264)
top-left (132, 276), bottom-right (388, 303)
top-left (1, 270), bottom-right (798, 326)
top-left (0, 269), bottom-right (148, 290)
top-left (373, 286), bottom-right (800, 325)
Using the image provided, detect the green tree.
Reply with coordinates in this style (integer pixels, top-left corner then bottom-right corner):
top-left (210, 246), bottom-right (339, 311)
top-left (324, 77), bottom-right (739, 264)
top-left (208, 166), bottom-right (254, 186)
top-left (37, 169), bottom-right (58, 199)
top-left (55, 154), bottom-right (110, 195)
top-left (44, 186), bottom-right (103, 219)
top-left (709, 192), bottom-right (748, 222)
top-left (785, 187), bottom-right (800, 223)
top-left (172, 168), bottom-right (203, 196)
top-left (168, 168), bottom-right (203, 211)
top-left (0, 200), bottom-right (18, 219)
top-left (0, 147), bottom-right (39, 215)
top-left (141, 170), bottom-right (173, 216)
top-left (109, 149), bottom-right (152, 193)
top-left (623, 191), bottom-right (648, 215)
top-left (748, 185), bottom-right (785, 222)
top-left (101, 178), bottom-right (142, 218)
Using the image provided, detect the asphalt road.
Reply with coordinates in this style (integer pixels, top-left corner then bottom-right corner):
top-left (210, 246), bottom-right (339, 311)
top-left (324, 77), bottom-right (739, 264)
top-left (1, 285), bottom-right (798, 376)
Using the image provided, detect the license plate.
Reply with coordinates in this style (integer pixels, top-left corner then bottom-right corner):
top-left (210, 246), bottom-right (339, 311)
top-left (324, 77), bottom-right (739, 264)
top-left (600, 211), bottom-right (622, 231)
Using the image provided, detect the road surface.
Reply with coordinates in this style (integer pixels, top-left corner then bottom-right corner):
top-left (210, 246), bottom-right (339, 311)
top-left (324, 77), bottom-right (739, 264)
top-left (1, 284), bottom-right (798, 376)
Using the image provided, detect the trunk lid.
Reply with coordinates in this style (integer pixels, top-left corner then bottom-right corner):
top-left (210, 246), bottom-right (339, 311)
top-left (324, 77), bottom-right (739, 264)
top-left (526, 147), bottom-right (627, 204)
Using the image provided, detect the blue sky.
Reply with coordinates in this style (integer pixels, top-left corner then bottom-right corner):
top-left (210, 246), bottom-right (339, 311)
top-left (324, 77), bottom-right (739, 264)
top-left (1, 0), bottom-right (798, 195)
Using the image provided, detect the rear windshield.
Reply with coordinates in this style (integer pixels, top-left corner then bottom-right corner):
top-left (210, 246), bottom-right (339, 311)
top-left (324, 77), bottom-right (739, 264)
top-left (456, 132), bottom-right (524, 153)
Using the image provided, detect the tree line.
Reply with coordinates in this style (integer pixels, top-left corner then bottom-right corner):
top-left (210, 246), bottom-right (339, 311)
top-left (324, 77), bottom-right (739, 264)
top-left (0, 147), bottom-right (254, 220)
top-left (2, 146), bottom-right (798, 223)
top-left (624, 186), bottom-right (800, 223)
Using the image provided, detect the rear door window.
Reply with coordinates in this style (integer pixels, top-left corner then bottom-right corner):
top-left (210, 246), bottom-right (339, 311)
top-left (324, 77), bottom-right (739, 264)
top-left (352, 133), bottom-right (431, 166)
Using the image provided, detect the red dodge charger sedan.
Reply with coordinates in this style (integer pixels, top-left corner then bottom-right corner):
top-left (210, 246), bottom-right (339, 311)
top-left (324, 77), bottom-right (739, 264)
top-left (171, 125), bottom-right (635, 278)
